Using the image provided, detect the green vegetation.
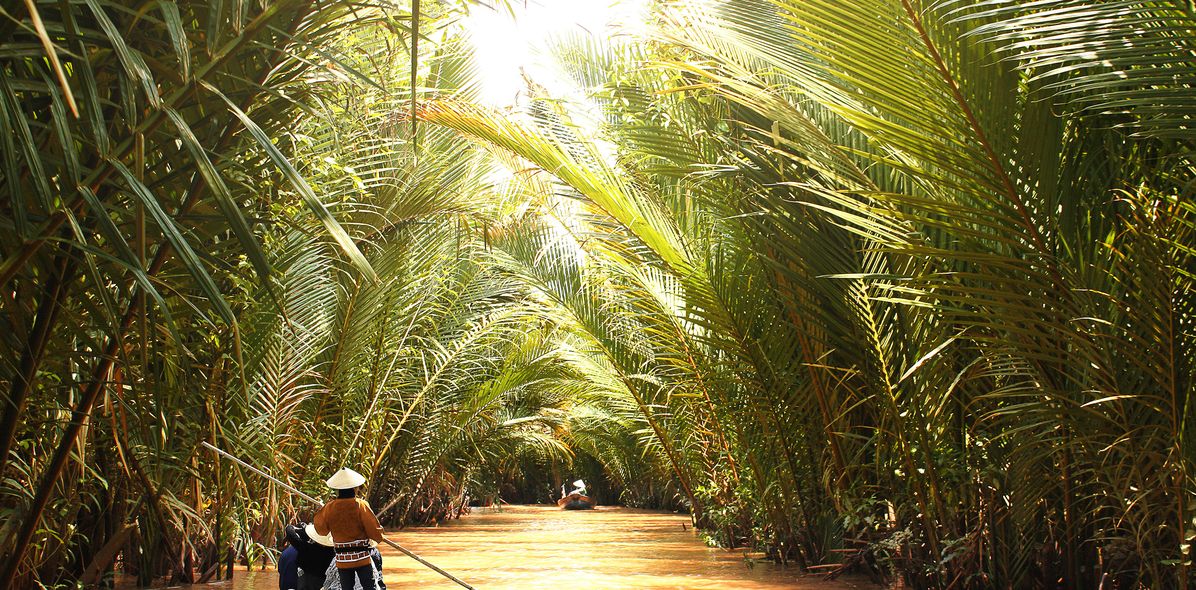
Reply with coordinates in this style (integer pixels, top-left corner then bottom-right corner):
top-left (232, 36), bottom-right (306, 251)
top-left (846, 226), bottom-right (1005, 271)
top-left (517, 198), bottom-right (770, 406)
top-left (1, 0), bottom-right (1193, 588)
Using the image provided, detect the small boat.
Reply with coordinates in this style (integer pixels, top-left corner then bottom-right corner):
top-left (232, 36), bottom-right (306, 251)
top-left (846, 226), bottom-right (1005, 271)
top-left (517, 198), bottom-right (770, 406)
top-left (558, 492), bottom-right (595, 510)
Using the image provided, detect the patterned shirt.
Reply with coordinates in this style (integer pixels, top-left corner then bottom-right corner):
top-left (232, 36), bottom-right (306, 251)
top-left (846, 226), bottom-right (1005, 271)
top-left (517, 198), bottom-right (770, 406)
top-left (312, 498), bottom-right (386, 569)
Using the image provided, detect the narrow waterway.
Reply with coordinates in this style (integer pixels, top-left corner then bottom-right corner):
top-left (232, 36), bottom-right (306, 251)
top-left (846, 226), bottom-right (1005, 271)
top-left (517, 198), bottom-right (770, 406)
top-left (211, 505), bottom-right (872, 590)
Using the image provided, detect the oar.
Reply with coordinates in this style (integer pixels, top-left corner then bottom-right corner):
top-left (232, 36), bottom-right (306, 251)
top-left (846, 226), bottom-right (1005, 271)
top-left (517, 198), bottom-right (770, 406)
top-left (200, 441), bottom-right (476, 590)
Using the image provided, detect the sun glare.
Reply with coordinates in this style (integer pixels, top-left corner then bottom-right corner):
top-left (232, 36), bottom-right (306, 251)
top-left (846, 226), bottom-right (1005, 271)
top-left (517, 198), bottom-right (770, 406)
top-left (464, 0), bottom-right (647, 107)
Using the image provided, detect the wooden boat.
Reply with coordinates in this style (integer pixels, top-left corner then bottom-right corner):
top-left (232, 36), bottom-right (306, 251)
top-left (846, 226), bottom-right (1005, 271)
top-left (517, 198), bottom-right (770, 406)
top-left (557, 492), bottom-right (596, 510)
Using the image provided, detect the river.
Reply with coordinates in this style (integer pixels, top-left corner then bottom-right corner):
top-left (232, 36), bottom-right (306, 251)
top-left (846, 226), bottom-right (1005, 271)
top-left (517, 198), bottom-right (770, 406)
top-left (205, 505), bottom-right (872, 589)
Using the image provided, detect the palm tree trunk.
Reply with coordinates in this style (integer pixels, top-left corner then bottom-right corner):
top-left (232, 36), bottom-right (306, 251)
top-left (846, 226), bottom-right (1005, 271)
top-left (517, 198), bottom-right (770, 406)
top-left (1059, 425), bottom-right (1079, 589)
top-left (0, 254), bottom-right (75, 476)
top-left (0, 278), bottom-right (135, 587)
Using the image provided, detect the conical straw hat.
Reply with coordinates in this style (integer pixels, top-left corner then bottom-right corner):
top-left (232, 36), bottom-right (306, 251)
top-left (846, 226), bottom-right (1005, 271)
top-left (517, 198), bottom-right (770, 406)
top-left (326, 467), bottom-right (366, 490)
top-left (304, 523), bottom-right (334, 547)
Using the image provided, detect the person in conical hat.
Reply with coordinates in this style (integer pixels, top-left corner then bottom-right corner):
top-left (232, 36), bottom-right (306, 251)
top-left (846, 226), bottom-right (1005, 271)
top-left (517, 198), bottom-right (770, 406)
top-left (313, 467), bottom-right (389, 590)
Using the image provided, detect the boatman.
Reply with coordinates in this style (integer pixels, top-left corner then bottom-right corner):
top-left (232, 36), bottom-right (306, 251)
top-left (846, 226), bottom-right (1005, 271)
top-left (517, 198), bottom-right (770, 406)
top-left (313, 467), bottom-right (388, 590)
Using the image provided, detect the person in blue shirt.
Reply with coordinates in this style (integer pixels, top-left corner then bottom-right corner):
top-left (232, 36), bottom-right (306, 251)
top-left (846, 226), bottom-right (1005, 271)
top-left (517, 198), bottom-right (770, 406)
top-left (278, 542), bottom-right (299, 590)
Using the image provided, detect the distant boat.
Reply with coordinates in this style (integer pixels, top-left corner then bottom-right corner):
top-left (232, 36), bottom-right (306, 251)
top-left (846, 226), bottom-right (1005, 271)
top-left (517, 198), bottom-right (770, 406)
top-left (558, 491), bottom-right (595, 510)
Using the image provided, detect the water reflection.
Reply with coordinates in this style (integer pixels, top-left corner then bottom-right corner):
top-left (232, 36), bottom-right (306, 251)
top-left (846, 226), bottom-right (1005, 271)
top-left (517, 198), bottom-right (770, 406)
top-left (200, 505), bottom-right (872, 589)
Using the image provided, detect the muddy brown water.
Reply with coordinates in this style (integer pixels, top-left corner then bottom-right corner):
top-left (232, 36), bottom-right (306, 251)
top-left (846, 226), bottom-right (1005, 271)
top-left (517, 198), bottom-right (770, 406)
top-left (196, 505), bottom-right (872, 589)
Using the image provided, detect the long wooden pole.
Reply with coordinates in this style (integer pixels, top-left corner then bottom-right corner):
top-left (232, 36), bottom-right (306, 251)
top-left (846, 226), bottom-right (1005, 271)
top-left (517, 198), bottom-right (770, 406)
top-left (199, 442), bottom-right (475, 589)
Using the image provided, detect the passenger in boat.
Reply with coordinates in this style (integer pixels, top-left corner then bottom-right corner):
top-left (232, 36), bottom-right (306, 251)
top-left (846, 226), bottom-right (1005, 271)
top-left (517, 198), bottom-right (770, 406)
top-left (284, 522), bottom-right (335, 590)
top-left (279, 538), bottom-right (298, 590)
top-left (370, 548), bottom-right (387, 590)
top-left (313, 468), bottom-right (388, 590)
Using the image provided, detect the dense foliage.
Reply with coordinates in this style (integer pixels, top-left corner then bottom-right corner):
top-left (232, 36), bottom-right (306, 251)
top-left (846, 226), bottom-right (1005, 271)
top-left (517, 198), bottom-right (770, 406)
top-left (1, 0), bottom-right (1193, 588)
